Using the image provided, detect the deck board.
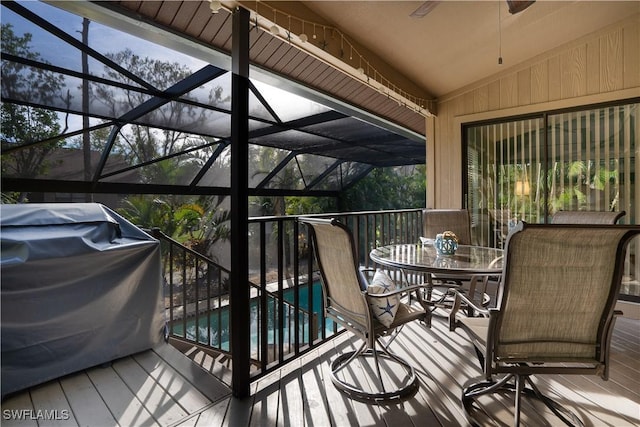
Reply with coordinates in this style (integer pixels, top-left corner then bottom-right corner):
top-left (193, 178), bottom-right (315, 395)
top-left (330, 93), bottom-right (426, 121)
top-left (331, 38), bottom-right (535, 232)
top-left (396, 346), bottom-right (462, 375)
top-left (1, 392), bottom-right (38, 427)
top-left (275, 357), bottom-right (304, 427)
top-left (299, 348), bottom-right (335, 427)
top-left (404, 316), bottom-right (480, 425)
top-left (133, 351), bottom-right (210, 414)
top-left (152, 343), bottom-right (231, 402)
top-left (29, 381), bottom-right (77, 427)
top-left (111, 356), bottom-right (189, 426)
top-left (192, 399), bottom-right (230, 426)
top-left (248, 372), bottom-right (280, 427)
top-left (1, 315), bottom-right (638, 427)
top-left (319, 340), bottom-right (361, 427)
top-left (221, 394), bottom-right (252, 427)
top-left (86, 362), bottom-right (160, 427)
top-left (60, 373), bottom-right (117, 427)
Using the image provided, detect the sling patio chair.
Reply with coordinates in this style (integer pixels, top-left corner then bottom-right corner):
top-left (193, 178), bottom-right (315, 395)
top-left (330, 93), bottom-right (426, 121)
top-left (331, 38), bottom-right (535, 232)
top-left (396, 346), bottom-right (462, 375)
top-left (449, 222), bottom-right (640, 426)
top-left (423, 208), bottom-right (494, 314)
top-left (551, 210), bottom-right (626, 224)
top-left (300, 217), bottom-right (429, 403)
top-left (423, 208), bottom-right (473, 246)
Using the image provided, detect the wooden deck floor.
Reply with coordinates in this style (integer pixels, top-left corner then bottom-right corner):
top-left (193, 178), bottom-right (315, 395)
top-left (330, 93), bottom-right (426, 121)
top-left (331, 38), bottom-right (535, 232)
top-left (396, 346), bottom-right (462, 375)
top-left (2, 313), bottom-right (638, 427)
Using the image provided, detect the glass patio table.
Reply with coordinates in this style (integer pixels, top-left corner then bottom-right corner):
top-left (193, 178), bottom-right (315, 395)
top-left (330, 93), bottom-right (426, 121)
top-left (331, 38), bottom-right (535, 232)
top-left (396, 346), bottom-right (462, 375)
top-left (370, 243), bottom-right (504, 324)
top-left (369, 243), bottom-right (503, 277)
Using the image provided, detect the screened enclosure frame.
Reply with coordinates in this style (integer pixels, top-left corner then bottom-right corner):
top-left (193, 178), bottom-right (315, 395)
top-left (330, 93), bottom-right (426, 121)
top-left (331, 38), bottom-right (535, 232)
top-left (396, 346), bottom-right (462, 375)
top-left (1, 0), bottom-right (425, 199)
top-left (463, 97), bottom-right (640, 302)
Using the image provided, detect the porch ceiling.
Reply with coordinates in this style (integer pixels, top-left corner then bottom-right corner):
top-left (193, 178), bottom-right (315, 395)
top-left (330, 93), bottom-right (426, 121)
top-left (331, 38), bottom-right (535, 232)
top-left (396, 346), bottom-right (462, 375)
top-left (300, 1), bottom-right (639, 98)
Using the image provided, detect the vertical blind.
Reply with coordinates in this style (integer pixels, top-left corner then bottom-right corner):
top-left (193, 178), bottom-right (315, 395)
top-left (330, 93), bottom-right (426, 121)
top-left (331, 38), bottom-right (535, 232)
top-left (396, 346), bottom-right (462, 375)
top-left (466, 101), bottom-right (638, 301)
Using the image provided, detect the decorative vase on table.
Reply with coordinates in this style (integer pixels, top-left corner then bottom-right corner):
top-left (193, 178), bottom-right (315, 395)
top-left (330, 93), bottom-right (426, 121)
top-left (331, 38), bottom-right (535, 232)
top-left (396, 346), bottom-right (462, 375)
top-left (435, 231), bottom-right (458, 255)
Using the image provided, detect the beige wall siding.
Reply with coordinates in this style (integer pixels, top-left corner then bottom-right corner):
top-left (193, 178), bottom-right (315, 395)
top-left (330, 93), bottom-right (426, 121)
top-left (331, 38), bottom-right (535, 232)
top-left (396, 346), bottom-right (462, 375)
top-left (428, 14), bottom-right (640, 209)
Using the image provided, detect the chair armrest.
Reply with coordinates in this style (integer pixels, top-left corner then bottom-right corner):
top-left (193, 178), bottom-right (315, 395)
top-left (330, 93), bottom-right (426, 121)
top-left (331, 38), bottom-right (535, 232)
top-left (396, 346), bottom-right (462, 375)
top-left (358, 267), bottom-right (377, 290)
top-left (366, 283), bottom-right (431, 312)
top-left (448, 288), bottom-right (489, 331)
top-left (365, 284), bottom-right (428, 299)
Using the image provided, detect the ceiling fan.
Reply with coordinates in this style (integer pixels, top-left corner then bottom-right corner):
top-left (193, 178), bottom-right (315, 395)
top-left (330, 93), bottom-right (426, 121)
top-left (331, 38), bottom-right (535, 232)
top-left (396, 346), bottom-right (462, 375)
top-left (410, 1), bottom-right (535, 18)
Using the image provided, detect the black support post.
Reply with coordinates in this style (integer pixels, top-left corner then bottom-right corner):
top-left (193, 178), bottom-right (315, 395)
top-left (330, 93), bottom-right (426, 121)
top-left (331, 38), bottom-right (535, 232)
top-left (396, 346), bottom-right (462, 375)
top-left (230, 6), bottom-right (250, 399)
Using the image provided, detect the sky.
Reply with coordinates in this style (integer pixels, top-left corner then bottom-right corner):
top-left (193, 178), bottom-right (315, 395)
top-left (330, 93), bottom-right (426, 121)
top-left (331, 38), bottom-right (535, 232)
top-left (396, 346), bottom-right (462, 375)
top-left (3, 1), bottom-right (208, 79)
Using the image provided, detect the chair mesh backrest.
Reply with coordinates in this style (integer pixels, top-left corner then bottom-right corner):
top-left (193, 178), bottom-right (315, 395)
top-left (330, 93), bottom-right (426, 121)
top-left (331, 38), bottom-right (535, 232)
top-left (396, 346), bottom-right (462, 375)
top-left (305, 220), bottom-right (369, 323)
top-left (496, 224), bottom-right (638, 361)
top-left (551, 210), bottom-right (625, 224)
top-left (423, 209), bottom-right (471, 245)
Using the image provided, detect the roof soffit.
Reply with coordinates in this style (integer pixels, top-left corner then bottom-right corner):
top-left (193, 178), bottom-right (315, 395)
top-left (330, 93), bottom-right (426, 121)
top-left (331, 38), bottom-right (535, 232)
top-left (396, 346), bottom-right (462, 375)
top-left (88, 0), bottom-right (429, 136)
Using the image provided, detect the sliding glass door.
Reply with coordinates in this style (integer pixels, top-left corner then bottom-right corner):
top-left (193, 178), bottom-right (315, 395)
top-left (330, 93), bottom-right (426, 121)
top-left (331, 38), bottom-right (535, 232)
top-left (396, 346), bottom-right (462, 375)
top-left (465, 100), bottom-right (638, 301)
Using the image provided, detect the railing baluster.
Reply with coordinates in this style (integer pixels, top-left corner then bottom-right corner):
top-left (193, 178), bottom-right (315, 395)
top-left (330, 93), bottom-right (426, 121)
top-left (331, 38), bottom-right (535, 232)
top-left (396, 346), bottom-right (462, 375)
top-left (168, 239), bottom-right (174, 337)
top-left (195, 257), bottom-right (200, 345)
top-left (217, 268), bottom-right (223, 350)
top-left (293, 220), bottom-right (300, 354)
top-left (155, 209), bottom-right (422, 381)
top-left (260, 221), bottom-right (267, 372)
top-left (206, 263), bottom-right (211, 347)
top-left (182, 249), bottom-right (187, 342)
top-left (277, 218), bottom-right (284, 365)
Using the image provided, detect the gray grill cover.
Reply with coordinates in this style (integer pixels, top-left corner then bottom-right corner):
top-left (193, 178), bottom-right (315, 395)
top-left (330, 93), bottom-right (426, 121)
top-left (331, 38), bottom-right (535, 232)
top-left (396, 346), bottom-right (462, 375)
top-left (1, 203), bottom-right (164, 397)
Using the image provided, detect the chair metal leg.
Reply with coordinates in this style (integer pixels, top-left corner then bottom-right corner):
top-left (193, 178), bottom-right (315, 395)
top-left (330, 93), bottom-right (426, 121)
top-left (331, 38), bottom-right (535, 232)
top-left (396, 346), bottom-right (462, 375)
top-left (372, 345), bottom-right (385, 393)
top-left (330, 339), bottom-right (418, 403)
top-left (514, 374), bottom-right (524, 426)
top-left (525, 377), bottom-right (585, 427)
top-left (332, 340), bottom-right (367, 377)
top-left (462, 374), bottom-right (585, 427)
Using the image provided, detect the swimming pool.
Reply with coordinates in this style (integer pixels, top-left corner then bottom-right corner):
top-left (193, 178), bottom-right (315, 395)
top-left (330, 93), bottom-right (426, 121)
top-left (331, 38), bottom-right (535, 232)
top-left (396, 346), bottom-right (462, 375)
top-left (171, 281), bottom-right (335, 352)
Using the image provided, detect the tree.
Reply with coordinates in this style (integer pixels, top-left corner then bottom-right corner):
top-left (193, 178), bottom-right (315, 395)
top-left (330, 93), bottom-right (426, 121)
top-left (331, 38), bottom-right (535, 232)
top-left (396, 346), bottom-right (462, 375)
top-left (1, 24), bottom-right (68, 201)
top-left (249, 146), bottom-right (304, 216)
top-left (285, 196), bottom-right (336, 215)
top-left (90, 49), bottom-right (233, 254)
top-left (340, 165), bottom-right (426, 211)
top-left (119, 195), bottom-right (175, 233)
top-left (118, 194), bottom-right (230, 260)
top-left (91, 49), bottom-right (227, 170)
top-left (174, 196), bottom-right (231, 255)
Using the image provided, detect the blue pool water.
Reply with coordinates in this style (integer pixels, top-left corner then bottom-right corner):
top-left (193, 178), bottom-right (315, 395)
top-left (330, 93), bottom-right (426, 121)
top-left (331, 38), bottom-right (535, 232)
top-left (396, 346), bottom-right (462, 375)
top-left (172, 282), bottom-right (334, 352)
